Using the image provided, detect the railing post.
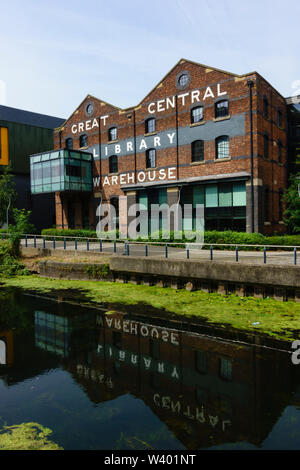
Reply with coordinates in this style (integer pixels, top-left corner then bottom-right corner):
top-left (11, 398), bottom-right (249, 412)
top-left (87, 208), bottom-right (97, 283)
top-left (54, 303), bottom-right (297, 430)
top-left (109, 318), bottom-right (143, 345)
top-left (294, 247), bottom-right (297, 266)
top-left (187, 244), bottom-right (190, 259)
top-left (235, 245), bottom-right (239, 262)
top-left (100, 239), bottom-right (103, 252)
top-left (53, 237), bottom-right (56, 250)
top-left (145, 245), bottom-right (148, 257)
top-left (165, 244), bottom-right (168, 258)
top-left (34, 235), bottom-right (36, 248)
top-left (43, 237), bottom-right (45, 249)
top-left (75, 238), bottom-right (78, 251)
top-left (25, 235), bottom-right (28, 247)
top-left (64, 237), bottom-right (66, 250)
top-left (86, 239), bottom-right (89, 251)
top-left (263, 246), bottom-right (266, 264)
top-left (114, 240), bottom-right (117, 253)
top-left (126, 242), bottom-right (130, 256)
top-left (210, 245), bottom-right (213, 261)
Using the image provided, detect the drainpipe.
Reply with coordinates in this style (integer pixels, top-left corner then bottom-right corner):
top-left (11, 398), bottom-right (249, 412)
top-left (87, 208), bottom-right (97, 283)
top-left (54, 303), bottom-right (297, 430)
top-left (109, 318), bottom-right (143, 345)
top-left (247, 80), bottom-right (255, 233)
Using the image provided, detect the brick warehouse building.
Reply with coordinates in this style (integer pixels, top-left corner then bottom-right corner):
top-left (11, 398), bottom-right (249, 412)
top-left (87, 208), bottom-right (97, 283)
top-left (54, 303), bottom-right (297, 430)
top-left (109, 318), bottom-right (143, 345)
top-left (30, 58), bottom-right (290, 235)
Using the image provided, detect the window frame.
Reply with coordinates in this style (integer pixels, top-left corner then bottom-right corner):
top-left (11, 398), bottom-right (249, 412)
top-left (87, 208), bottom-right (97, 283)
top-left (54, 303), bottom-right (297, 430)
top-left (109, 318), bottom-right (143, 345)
top-left (145, 117), bottom-right (156, 134)
top-left (146, 148), bottom-right (156, 168)
top-left (191, 106), bottom-right (204, 124)
top-left (108, 127), bottom-right (117, 142)
top-left (215, 100), bottom-right (229, 119)
top-left (191, 139), bottom-right (204, 162)
top-left (65, 137), bottom-right (73, 150)
top-left (109, 155), bottom-right (118, 174)
top-left (215, 135), bottom-right (229, 159)
top-left (79, 133), bottom-right (88, 148)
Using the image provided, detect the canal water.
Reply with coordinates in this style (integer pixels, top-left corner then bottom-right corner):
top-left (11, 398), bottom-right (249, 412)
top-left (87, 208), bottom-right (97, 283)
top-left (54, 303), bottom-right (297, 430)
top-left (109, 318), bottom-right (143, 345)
top-left (0, 287), bottom-right (300, 450)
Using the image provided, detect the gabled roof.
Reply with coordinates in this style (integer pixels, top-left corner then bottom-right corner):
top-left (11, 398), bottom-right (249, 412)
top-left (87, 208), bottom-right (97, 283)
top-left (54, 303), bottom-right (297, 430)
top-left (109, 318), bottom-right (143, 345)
top-left (58, 94), bottom-right (121, 130)
top-left (0, 105), bottom-right (65, 129)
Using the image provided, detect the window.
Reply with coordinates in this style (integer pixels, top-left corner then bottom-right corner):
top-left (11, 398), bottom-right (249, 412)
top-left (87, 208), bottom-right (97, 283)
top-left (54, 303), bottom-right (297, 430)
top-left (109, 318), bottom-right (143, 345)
top-left (263, 96), bottom-right (269, 119)
top-left (79, 133), bottom-right (88, 148)
top-left (191, 140), bottom-right (204, 162)
top-left (178, 73), bottom-right (189, 87)
top-left (191, 106), bottom-right (204, 124)
top-left (219, 358), bottom-right (232, 380)
top-left (108, 127), bottom-right (117, 141)
top-left (215, 100), bottom-right (229, 119)
top-left (109, 155), bottom-right (118, 173)
top-left (149, 340), bottom-right (160, 360)
top-left (65, 138), bottom-right (73, 150)
top-left (145, 118), bottom-right (155, 134)
top-left (264, 134), bottom-right (269, 159)
top-left (278, 108), bottom-right (283, 127)
top-left (264, 187), bottom-right (269, 221)
top-left (278, 139), bottom-right (282, 163)
top-left (195, 351), bottom-right (207, 374)
top-left (113, 331), bottom-right (122, 349)
top-left (146, 149), bottom-right (156, 168)
top-left (216, 135), bottom-right (229, 159)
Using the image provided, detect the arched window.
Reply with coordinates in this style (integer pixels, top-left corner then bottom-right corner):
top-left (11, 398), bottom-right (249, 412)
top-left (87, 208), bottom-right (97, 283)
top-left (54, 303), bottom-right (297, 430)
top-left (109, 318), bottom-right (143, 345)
top-left (108, 127), bottom-right (117, 142)
top-left (191, 106), bottom-right (204, 124)
top-left (215, 100), bottom-right (229, 119)
top-left (79, 133), bottom-right (88, 148)
top-left (146, 149), bottom-right (156, 168)
top-left (191, 140), bottom-right (204, 162)
top-left (109, 155), bottom-right (118, 173)
top-left (216, 136), bottom-right (229, 159)
top-left (145, 118), bottom-right (156, 134)
top-left (65, 137), bottom-right (73, 150)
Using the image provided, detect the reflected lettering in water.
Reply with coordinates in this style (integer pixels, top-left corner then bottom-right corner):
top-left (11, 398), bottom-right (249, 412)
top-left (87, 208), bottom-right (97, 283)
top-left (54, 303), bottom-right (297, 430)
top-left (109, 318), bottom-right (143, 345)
top-left (0, 289), bottom-right (300, 450)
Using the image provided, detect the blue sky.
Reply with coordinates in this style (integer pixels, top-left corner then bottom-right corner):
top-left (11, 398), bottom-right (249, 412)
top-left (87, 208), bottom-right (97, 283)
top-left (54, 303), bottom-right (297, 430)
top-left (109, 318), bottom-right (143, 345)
top-left (1, 0), bottom-right (300, 119)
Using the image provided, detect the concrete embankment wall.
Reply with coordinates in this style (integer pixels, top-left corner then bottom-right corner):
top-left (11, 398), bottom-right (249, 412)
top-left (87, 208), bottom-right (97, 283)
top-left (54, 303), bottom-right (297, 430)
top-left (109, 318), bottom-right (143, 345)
top-left (109, 256), bottom-right (300, 301)
top-left (36, 250), bottom-right (300, 301)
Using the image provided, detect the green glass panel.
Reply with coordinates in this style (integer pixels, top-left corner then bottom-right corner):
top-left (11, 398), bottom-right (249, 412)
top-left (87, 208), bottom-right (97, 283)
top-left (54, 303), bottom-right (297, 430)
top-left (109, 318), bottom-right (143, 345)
top-left (233, 182), bottom-right (246, 206)
top-left (219, 183), bottom-right (232, 207)
top-left (139, 193), bottom-right (148, 210)
top-left (205, 185), bottom-right (218, 207)
top-left (193, 185), bottom-right (204, 207)
top-left (158, 189), bottom-right (167, 204)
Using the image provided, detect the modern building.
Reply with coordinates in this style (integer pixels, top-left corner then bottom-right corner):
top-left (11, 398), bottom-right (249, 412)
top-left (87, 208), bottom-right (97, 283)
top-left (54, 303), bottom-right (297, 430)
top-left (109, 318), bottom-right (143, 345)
top-left (0, 105), bottom-right (65, 231)
top-left (30, 59), bottom-right (291, 234)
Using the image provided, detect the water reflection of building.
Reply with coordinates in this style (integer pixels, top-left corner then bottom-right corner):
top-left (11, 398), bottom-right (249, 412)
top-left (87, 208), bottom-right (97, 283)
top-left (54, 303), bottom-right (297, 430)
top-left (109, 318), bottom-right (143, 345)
top-left (1, 296), bottom-right (299, 450)
top-left (0, 330), bottom-right (14, 366)
top-left (62, 311), bottom-right (299, 449)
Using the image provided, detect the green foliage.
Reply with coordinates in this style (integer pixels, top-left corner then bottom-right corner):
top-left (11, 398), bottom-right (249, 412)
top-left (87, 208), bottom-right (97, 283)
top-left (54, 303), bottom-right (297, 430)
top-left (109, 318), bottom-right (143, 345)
top-left (0, 240), bottom-right (28, 276)
top-left (0, 166), bottom-right (17, 227)
top-left (8, 209), bottom-right (35, 257)
top-left (85, 263), bottom-right (110, 279)
top-left (0, 422), bottom-right (63, 450)
top-left (41, 228), bottom-right (98, 241)
top-left (283, 172), bottom-right (300, 234)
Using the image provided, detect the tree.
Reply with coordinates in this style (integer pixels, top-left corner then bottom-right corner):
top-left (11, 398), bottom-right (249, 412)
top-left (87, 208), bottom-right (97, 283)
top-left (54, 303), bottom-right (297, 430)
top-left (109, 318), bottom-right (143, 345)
top-left (0, 166), bottom-right (17, 227)
top-left (283, 172), bottom-right (300, 234)
top-left (8, 208), bottom-right (35, 257)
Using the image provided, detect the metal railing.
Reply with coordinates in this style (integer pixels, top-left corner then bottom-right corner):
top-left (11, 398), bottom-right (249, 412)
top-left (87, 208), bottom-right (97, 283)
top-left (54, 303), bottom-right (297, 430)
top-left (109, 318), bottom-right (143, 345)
top-left (2, 232), bottom-right (299, 265)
